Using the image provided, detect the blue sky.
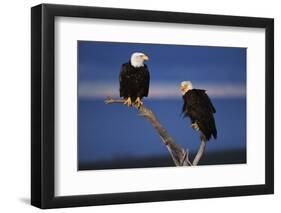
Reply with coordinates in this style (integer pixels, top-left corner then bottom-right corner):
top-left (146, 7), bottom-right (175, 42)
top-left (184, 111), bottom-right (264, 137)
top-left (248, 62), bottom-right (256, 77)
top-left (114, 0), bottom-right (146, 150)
top-left (78, 41), bottom-right (246, 99)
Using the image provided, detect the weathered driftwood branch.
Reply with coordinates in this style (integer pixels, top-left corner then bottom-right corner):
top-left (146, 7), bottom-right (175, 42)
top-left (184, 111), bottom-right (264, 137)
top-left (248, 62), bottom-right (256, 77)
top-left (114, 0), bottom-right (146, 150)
top-left (105, 97), bottom-right (206, 166)
top-left (192, 141), bottom-right (206, 165)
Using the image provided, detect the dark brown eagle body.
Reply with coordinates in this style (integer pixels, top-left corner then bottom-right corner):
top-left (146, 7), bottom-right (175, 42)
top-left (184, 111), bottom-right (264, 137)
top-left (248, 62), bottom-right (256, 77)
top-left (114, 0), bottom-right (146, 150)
top-left (119, 62), bottom-right (150, 101)
top-left (182, 89), bottom-right (217, 141)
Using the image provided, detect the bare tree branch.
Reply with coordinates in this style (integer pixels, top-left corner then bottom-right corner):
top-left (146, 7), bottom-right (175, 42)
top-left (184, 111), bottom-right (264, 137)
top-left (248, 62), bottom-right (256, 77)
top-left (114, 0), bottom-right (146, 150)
top-left (105, 97), bottom-right (208, 166)
top-left (192, 140), bottom-right (206, 165)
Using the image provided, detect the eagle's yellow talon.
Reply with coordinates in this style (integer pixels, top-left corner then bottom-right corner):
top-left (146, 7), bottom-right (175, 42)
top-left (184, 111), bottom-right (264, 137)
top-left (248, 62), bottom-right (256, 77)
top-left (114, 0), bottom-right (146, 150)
top-left (124, 97), bottom-right (132, 107)
top-left (135, 97), bottom-right (143, 108)
top-left (191, 123), bottom-right (200, 131)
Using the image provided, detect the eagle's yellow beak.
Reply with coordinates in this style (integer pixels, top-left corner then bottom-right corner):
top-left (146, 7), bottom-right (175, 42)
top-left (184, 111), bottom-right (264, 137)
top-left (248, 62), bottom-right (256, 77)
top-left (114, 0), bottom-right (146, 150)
top-left (180, 85), bottom-right (188, 93)
top-left (180, 85), bottom-right (185, 92)
top-left (142, 55), bottom-right (149, 61)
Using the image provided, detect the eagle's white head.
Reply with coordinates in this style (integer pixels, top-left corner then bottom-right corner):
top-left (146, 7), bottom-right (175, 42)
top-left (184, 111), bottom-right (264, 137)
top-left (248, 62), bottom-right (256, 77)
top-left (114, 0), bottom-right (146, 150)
top-left (130, 52), bottom-right (149, 68)
top-left (180, 81), bottom-right (193, 95)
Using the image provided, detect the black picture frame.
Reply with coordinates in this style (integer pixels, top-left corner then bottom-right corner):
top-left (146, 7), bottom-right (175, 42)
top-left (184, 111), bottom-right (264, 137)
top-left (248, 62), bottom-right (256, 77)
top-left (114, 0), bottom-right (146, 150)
top-left (31, 3), bottom-right (274, 209)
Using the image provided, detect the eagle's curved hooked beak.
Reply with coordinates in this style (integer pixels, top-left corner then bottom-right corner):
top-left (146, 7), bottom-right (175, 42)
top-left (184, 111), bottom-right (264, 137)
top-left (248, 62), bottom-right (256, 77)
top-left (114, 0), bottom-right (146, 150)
top-left (180, 85), bottom-right (185, 92)
top-left (142, 54), bottom-right (149, 61)
top-left (180, 85), bottom-right (188, 95)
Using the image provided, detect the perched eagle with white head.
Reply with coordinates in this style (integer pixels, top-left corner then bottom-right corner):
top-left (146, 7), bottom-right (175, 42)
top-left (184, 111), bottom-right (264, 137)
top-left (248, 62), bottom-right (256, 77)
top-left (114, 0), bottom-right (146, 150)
top-left (119, 52), bottom-right (150, 107)
top-left (180, 81), bottom-right (217, 142)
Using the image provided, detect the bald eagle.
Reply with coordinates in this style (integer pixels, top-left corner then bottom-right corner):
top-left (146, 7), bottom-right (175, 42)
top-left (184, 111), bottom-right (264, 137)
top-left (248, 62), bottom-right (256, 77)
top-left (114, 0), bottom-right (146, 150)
top-left (180, 81), bottom-right (217, 142)
top-left (119, 52), bottom-right (150, 107)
